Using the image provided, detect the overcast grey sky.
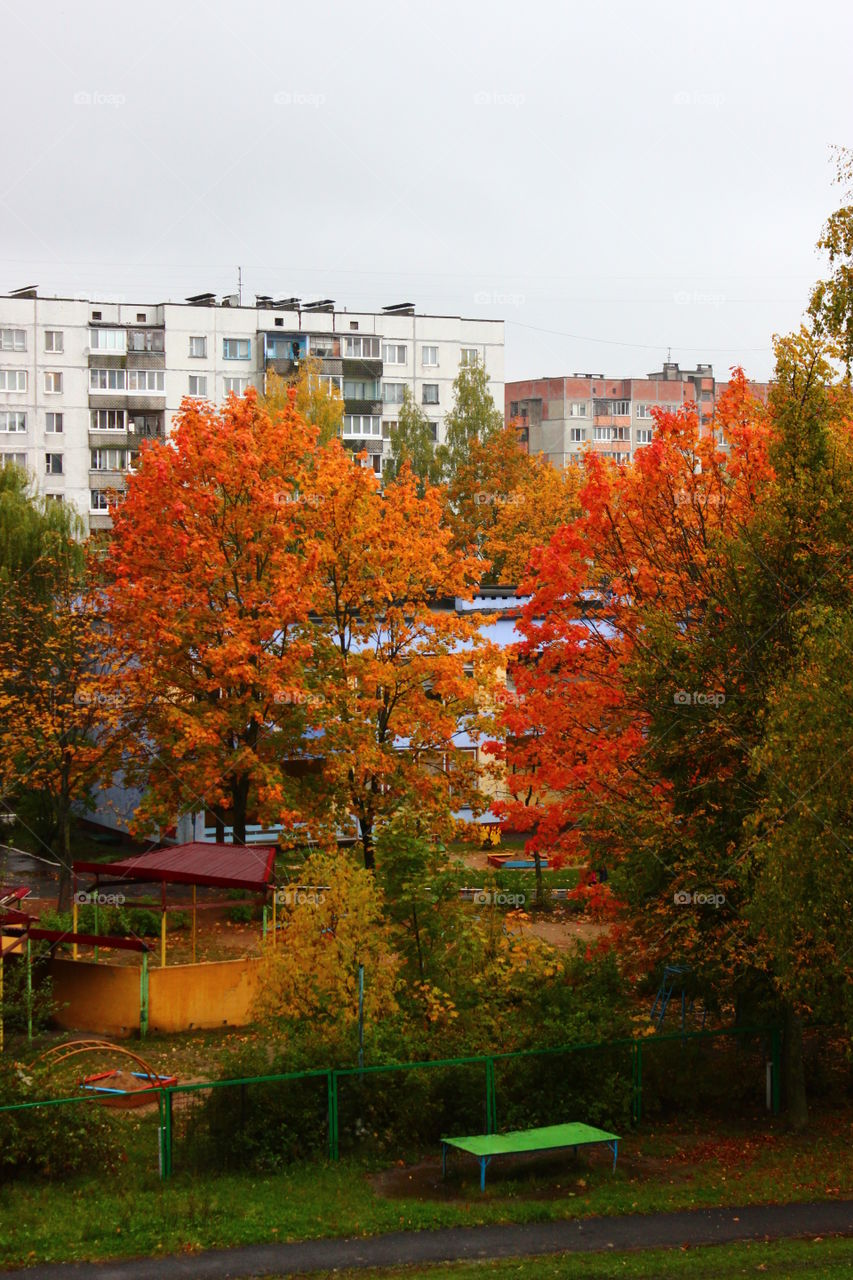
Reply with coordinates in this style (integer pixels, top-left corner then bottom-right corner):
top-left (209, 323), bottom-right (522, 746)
top-left (1, 0), bottom-right (849, 381)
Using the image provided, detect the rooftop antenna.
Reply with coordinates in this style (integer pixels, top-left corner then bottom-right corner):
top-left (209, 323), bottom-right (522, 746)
top-left (237, 267), bottom-right (242, 306)
top-left (667, 346), bottom-right (672, 362)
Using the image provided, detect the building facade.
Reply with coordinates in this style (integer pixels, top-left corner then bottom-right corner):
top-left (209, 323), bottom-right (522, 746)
top-left (0, 287), bottom-right (504, 529)
top-left (506, 363), bottom-right (770, 468)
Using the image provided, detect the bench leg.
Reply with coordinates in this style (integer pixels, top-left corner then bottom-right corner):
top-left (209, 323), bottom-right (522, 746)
top-left (480, 1156), bottom-right (486, 1191)
top-left (610, 1139), bottom-right (618, 1172)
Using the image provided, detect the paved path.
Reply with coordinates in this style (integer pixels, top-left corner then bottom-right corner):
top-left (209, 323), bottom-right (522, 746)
top-left (6, 1200), bottom-right (852, 1279)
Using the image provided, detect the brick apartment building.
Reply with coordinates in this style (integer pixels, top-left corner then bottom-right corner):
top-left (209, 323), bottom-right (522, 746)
top-left (506, 362), bottom-right (770, 468)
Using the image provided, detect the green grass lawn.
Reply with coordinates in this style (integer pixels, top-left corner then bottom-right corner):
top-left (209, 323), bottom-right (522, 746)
top-left (0, 1108), bottom-right (849, 1268)
top-left (256, 1238), bottom-right (853, 1280)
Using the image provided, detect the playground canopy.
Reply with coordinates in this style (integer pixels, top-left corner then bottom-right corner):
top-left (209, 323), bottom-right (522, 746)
top-left (73, 842), bottom-right (277, 966)
top-left (73, 842), bottom-right (276, 892)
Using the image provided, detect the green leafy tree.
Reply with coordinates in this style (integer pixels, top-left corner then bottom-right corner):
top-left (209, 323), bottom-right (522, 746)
top-left (441, 359), bottom-right (505, 482)
top-left (383, 388), bottom-right (443, 492)
top-left (808, 145), bottom-right (853, 372)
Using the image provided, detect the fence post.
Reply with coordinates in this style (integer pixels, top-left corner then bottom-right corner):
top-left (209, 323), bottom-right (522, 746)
top-left (327, 1070), bottom-right (339, 1161)
top-left (631, 1041), bottom-right (643, 1124)
top-left (485, 1057), bottom-right (497, 1134)
top-left (159, 1087), bottom-right (173, 1179)
top-left (139, 952), bottom-right (149, 1039)
top-left (771, 1026), bottom-right (781, 1116)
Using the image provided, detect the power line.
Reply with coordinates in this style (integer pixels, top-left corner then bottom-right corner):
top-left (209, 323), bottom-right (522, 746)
top-left (506, 319), bottom-right (771, 355)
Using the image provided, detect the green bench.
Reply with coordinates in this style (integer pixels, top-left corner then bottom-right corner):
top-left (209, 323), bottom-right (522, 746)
top-left (441, 1121), bottom-right (620, 1191)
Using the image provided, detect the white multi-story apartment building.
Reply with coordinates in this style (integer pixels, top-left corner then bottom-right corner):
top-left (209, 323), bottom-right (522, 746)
top-left (0, 287), bottom-right (504, 529)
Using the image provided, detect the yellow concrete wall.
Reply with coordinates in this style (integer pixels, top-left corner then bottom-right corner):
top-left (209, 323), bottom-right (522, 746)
top-left (48, 957), bottom-right (141, 1039)
top-left (47, 956), bottom-right (264, 1037)
top-left (148, 958), bottom-right (262, 1033)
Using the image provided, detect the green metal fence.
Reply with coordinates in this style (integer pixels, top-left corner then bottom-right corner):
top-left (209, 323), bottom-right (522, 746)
top-left (0, 1025), bottom-right (785, 1183)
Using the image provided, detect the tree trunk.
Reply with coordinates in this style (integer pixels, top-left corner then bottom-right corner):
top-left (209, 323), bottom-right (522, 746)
top-left (231, 775), bottom-right (250, 846)
top-left (411, 898), bottom-right (424, 981)
top-left (361, 820), bottom-right (375, 872)
top-left (533, 850), bottom-right (544, 909)
top-left (782, 1002), bottom-right (809, 1132)
top-left (56, 796), bottom-right (72, 913)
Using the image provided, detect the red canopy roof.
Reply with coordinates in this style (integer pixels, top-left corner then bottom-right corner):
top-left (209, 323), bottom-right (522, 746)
top-left (73, 843), bottom-right (276, 892)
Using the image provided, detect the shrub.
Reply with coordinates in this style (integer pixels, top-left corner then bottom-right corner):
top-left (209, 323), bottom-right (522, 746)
top-left (0, 1061), bottom-right (121, 1182)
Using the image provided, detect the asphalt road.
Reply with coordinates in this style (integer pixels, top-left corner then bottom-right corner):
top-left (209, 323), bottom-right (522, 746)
top-left (5, 1199), bottom-right (852, 1279)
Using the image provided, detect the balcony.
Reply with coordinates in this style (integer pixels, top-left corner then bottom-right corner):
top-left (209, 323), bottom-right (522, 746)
top-left (341, 357), bottom-right (383, 380)
top-left (89, 470), bottom-right (130, 488)
top-left (343, 399), bottom-right (382, 417)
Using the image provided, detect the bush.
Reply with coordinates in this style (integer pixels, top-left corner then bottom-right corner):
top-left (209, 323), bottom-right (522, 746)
top-left (227, 904), bottom-right (255, 924)
top-left (0, 1061), bottom-right (121, 1182)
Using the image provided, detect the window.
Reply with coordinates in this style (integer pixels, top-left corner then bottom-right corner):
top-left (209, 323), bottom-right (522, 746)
top-left (44, 371), bottom-right (63, 394)
top-left (127, 369), bottom-right (165, 392)
top-left (265, 334), bottom-right (301, 360)
top-left (309, 335), bottom-right (336, 357)
top-left (382, 382), bottom-right (405, 404)
top-left (91, 409), bottom-right (126, 431)
top-left (349, 321), bottom-right (359, 331)
top-left (613, 425), bottom-right (630, 441)
top-left (128, 413), bottom-right (162, 438)
top-left (342, 414), bottom-right (382, 436)
top-left (428, 421), bottom-right (438, 441)
top-left (44, 330), bottom-right (63, 353)
top-left (636, 428), bottom-right (653, 444)
top-left (223, 376), bottom-right (249, 395)
top-left (569, 426), bottom-right (585, 442)
top-left (189, 335), bottom-right (207, 358)
top-left (460, 347), bottom-right (478, 366)
top-left (90, 489), bottom-right (110, 512)
top-left (127, 328), bottom-right (164, 352)
top-left (422, 384), bottom-right (439, 405)
top-left (568, 401), bottom-right (588, 417)
top-left (422, 345), bottom-right (438, 366)
top-left (223, 338), bottom-right (251, 360)
top-left (343, 379), bottom-right (379, 400)
top-left (91, 310), bottom-right (102, 321)
top-left (1, 452), bottom-right (26, 468)
top-left (593, 426), bottom-right (612, 441)
top-left (188, 375), bottom-right (208, 397)
top-left (636, 403), bottom-right (654, 418)
top-left (0, 329), bottom-right (26, 352)
top-left (343, 336), bottom-right (380, 358)
top-left (45, 453), bottom-right (63, 476)
top-left (383, 420), bottom-right (396, 438)
top-left (0, 412), bottom-right (26, 432)
top-left (136, 312), bottom-right (146, 322)
top-left (91, 448), bottom-right (127, 471)
top-left (89, 328), bottom-right (126, 352)
top-left (509, 401), bottom-right (519, 416)
top-left (613, 451), bottom-right (630, 464)
top-left (382, 343), bottom-right (407, 364)
top-left (46, 412), bottom-right (63, 434)
top-left (90, 368), bottom-right (126, 391)
top-left (0, 370), bottom-right (27, 392)
top-left (611, 399), bottom-right (631, 416)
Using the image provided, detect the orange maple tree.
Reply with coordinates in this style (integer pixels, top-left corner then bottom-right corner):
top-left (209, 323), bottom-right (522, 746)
top-left (297, 447), bottom-right (501, 869)
top-left (102, 390), bottom-right (318, 844)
